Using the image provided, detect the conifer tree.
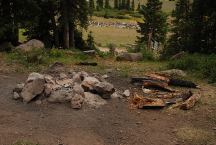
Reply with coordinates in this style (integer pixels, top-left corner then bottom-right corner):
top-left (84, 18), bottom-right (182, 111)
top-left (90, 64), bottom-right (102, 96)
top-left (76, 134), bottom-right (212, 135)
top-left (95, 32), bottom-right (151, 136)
top-left (89, 0), bottom-right (95, 16)
top-left (137, 0), bottom-right (168, 49)
top-left (166, 0), bottom-right (191, 55)
top-left (126, 0), bottom-right (131, 10)
top-left (131, 0), bottom-right (135, 11)
top-left (137, 2), bottom-right (141, 11)
top-left (105, 0), bottom-right (110, 9)
top-left (114, 0), bottom-right (119, 9)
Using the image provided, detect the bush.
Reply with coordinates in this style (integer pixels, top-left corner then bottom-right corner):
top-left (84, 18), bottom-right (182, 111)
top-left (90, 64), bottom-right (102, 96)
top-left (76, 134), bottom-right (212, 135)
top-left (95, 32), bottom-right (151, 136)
top-left (168, 54), bottom-right (216, 83)
top-left (49, 49), bottom-right (64, 58)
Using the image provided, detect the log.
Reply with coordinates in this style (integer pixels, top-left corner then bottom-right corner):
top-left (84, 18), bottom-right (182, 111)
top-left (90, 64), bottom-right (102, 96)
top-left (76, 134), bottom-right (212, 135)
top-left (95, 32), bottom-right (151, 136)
top-left (143, 80), bottom-right (173, 92)
top-left (169, 78), bottom-right (197, 88)
top-left (180, 93), bottom-right (201, 110)
top-left (131, 76), bottom-right (152, 85)
top-left (131, 94), bottom-right (166, 109)
top-left (166, 91), bottom-right (193, 105)
top-left (83, 50), bottom-right (96, 56)
top-left (77, 62), bottom-right (98, 66)
top-left (146, 73), bottom-right (170, 83)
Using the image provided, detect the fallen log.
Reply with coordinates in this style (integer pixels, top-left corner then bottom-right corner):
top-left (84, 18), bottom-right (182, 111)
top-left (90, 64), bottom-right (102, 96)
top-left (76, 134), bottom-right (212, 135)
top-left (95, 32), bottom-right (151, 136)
top-left (180, 93), bottom-right (201, 110)
top-left (166, 91), bottom-right (193, 105)
top-left (143, 80), bottom-right (174, 92)
top-left (83, 50), bottom-right (96, 56)
top-left (77, 62), bottom-right (98, 66)
top-left (169, 78), bottom-right (197, 88)
top-left (145, 73), bottom-right (170, 83)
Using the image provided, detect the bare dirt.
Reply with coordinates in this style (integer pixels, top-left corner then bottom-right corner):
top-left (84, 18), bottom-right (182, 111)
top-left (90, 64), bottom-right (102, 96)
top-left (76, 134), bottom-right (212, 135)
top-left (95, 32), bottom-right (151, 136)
top-left (0, 72), bottom-right (216, 145)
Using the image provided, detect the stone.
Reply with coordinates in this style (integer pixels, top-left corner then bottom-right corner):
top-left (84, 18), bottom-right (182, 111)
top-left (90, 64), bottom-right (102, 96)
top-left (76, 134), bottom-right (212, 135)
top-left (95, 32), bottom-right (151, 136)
top-left (47, 89), bottom-right (74, 103)
top-left (73, 83), bottom-right (84, 96)
top-left (44, 75), bottom-right (55, 84)
top-left (159, 69), bottom-right (187, 77)
top-left (84, 92), bottom-right (107, 108)
top-left (13, 92), bottom-right (21, 100)
top-left (35, 100), bottom-right (42, 105)
top-left (27, 72), bottom-right (44, 82)
top-left (102, 74), bottom-right (109, 79)
top-left (81, 77), bottom-right (100, 91)
top-left (72, 73), bottom-right (82, 84)
top-left (13, 83), bottom-right (25, 93)
top-left (59, 73), bottom-right (67, 79)
top-left (94, 82), bottom-right (115, 99)
top-left (71, 94), bottom-right (84, 109)
top-left (123, 90), bottom-right (130, 97)
top-left (16, 39), bottom-right (44, 52)
top-left (111, 92), bottom-right (123, 99)
top-left (116, 53), bottom-right (143, 62)
top-left (21, 76), bottom-right (45, 103)
top-left (56, 78), bottom-right (73, 88)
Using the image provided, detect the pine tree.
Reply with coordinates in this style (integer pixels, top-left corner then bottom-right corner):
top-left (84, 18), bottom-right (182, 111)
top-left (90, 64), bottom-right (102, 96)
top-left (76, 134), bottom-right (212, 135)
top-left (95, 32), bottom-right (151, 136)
top-left (131, 0), bottom-right (135, 11)
top-left (89, 0), bottom-right (95, 17)
top-left (126, 0), bottom-right (131, 10)
top-left (166, 0), bottom-right (191, 55)
top-left (105, 0), bottom-right (110, 9)
top-left (87, 31), bottom-right (96, 49)
top-left (137, 0), bottom-right (168, 49)
top-left (137, 2), bottom-right (141, 11)
top-left (114, 0), bottom-right (119, 9)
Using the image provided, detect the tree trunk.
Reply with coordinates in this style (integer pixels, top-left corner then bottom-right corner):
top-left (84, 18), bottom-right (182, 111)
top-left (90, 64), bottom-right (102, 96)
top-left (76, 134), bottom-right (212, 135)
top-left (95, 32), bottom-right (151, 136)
top-left (50, 8), bottom-right (59, 48)
top-left (69, 23), bottom-right (75, 48)
top-left (62, 0), bottom-right (69, 49)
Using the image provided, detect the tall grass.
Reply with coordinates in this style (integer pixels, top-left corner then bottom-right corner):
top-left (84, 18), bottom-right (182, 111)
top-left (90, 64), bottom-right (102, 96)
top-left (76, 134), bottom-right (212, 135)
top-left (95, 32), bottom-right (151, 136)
top-left (168, 54), bottom-right (216, 83)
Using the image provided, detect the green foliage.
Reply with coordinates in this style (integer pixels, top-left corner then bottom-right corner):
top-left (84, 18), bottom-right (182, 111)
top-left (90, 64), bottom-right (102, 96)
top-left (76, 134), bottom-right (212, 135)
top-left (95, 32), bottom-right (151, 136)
top-left (49, 49), bottom-right (64, 58)
top-left (86, 31), bottom-right (96, 50)
top-left (89, 0), bottom-right (95, 16)
top-left (168, 54), bottom-right (216, 83)
top-left (137, 0), bottom-right (168, 47)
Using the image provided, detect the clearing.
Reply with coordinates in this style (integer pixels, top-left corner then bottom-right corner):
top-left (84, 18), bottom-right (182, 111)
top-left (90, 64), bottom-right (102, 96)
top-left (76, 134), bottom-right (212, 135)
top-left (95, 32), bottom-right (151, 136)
top-left (0, 55), bottom-right (216, 145)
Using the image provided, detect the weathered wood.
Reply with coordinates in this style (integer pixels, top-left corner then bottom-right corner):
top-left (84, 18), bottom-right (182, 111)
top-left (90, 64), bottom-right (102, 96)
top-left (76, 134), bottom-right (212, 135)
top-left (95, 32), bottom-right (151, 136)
top-left (131, 94), bottom-right (166, 109)
top-left (166, 91), bottom-right (193, 105)
top-left (180, 93), bottom-right (201, 110)
top-left (143, 80), bottom-right (173, 92)
top-left (146, 73), bottom-right (170, 83)
top-left (169, 78), bottom-right (197, 88)
top-left (83, 50), bottom-right (96, 56)
top-left (77, 62), bottom-right (98, 66)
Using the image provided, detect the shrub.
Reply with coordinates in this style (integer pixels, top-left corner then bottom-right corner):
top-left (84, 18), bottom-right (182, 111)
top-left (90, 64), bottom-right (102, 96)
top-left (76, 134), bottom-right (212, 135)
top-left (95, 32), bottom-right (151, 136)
top-left (49, 49), bottom-right (64, 58)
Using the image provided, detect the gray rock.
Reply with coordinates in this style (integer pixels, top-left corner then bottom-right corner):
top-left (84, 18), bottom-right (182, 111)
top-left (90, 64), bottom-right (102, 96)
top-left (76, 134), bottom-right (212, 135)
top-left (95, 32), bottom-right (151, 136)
top-left (16, 39), bottom-right (44, 52)
top-left (123, 90), bottom-right (130, 97)
top-left (159, 69), bottom-right (187, 77)
top-left (13, 83), bottom-right (25, 93)
top-left (13, 92), bottom-right (21, 100)
top-left (81, 77), bottom-right (100, 91)
top-left (59, 73), bottom-right (68, 79)
top-left (44, 75), bottom-right (55, 84)
top-left (27, 72), bottom-right (44, 82)
top-left (111, 92), bottom-right (123, 99)
top-left (102, 74), bottom-right (109, 79)
top-left (73, 83), bottom-right (84, 96)
top-left (116, 53), bottom-right (143, 62)
top-left (21, 76), bottom-right (45, 103)
top-left (94, 82), bottom-right (115, 99)
top-left (71, 94), bottom-right (84, 109)
top-left (47, 89), bottom-right (74, 103)
top-left (84, 92), bottom-right (107, 108)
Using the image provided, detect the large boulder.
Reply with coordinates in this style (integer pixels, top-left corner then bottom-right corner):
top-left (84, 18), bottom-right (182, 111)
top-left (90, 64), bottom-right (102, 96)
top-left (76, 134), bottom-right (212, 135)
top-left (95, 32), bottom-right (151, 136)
top-left (116, 52), bottom-right (143, 62)
top-left (16, 39), bottom-right (44, 52)
top-left (94, 82), bottom-right (115, 99)
top-left (21, 73), bottom-right (45, 103)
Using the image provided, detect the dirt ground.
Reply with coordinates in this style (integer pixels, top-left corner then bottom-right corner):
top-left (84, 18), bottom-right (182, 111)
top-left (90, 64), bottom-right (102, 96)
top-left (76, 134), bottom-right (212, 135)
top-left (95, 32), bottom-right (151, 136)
top-left (0, 71), bottom-right (216, 145)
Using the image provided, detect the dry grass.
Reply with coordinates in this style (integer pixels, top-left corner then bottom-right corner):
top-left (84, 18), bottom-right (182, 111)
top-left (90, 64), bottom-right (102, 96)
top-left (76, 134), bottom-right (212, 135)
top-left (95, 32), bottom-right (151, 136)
top-left (176, 127), bottom-right (215, 145)
top-left (84, 26), bottom-right (138, 46)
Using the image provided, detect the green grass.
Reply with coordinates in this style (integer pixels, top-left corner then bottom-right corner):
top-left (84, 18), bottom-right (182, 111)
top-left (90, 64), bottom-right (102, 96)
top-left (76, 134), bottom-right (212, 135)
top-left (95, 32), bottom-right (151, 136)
top-left (168, 53), bottom-right (216, 83)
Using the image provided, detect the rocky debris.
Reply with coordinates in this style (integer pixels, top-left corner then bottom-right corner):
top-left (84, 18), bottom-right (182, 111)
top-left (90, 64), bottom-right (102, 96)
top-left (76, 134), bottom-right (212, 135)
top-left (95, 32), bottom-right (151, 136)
top-left (13, 92), bottom-right (21, 100)
top-left (71, 94), bottom-right (84, 109)
top-left (102, 74), bottom-right (109, 79)
top-left (16, 39), bottom-right (44, 52)
top-left (84, 92), bottom-right (107, 108)
top-left (13, 66), bottom-right (116, 109)
top-left (123, 90), bottom-right (130, 97)
top-left (111, 92), bottom-right (123, 99)
top-left (116, 53), bottom-right (143, 62)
